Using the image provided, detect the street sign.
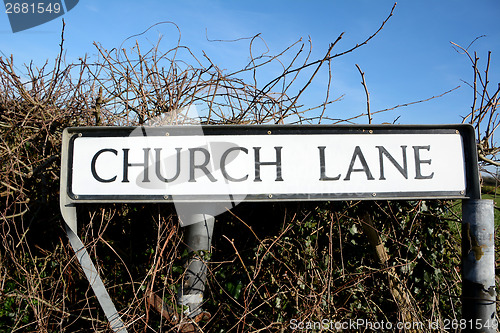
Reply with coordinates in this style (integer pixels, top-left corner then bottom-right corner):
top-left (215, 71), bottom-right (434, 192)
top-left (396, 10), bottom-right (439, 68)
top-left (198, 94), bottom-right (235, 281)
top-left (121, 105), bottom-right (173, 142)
top-left (59, 124), bottom-right (489, 333)
top-left (61, 125), bottom-right (479, 202)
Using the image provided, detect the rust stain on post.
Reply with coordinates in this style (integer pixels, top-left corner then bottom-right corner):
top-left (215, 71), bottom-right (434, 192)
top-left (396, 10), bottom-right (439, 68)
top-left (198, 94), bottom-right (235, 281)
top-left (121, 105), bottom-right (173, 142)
top-left (464, 223), bottom-right (485, 261)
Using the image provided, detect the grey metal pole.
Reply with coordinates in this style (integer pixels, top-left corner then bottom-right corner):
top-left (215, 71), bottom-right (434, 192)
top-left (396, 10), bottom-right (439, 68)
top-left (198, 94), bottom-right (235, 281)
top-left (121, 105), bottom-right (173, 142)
top-left (177, 207), bottom-right (215, 318)
top-left (60, 130), bottom-right (127, 333)
top-left (462, 199), bottom-right (497, 332)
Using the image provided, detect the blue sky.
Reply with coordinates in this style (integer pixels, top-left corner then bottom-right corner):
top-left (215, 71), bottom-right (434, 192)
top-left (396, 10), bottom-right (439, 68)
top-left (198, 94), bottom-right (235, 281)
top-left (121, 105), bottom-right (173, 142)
top-left (1, 0), bottom-right (499, 125)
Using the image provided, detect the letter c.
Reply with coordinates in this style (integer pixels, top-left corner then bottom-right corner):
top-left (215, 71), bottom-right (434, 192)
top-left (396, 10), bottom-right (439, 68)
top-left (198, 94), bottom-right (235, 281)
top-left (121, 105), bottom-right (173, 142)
top-left (91, 148), bottom-right (118, 182)
top-left (220, 147), bottom-right (249, 182)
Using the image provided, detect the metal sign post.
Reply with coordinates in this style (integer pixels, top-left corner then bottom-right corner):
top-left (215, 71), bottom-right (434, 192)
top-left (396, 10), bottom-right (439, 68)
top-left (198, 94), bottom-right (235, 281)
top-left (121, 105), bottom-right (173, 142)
top-left (59, 130), bottom-right (127, 333)
top-left (177, 205), bottom-right (216, 318)
top-left (462, 199), bottom-right (497, 332)
top-left (59, 124), bottom-right (496, 332)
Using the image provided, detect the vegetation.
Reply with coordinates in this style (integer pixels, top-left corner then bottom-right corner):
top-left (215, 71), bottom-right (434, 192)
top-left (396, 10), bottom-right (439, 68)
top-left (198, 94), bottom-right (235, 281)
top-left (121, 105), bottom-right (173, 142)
top-left (1, 5), bottom-right (499, 332)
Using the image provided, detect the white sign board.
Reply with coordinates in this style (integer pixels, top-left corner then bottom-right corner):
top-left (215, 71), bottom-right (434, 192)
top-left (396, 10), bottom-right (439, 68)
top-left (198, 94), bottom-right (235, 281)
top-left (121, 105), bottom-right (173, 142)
top-left (62, 125), bottom-right (478, 202)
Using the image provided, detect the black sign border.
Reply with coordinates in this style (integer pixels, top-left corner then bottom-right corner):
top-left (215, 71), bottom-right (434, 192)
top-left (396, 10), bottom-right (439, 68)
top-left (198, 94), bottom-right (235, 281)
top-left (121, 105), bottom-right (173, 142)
top-left (63, 124), bottom-right (480, 203)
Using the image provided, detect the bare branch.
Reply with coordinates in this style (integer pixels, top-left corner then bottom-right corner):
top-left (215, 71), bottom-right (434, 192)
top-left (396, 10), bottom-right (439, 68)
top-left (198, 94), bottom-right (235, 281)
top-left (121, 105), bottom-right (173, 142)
top-left (355, 64), bottom-right (372, 124)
